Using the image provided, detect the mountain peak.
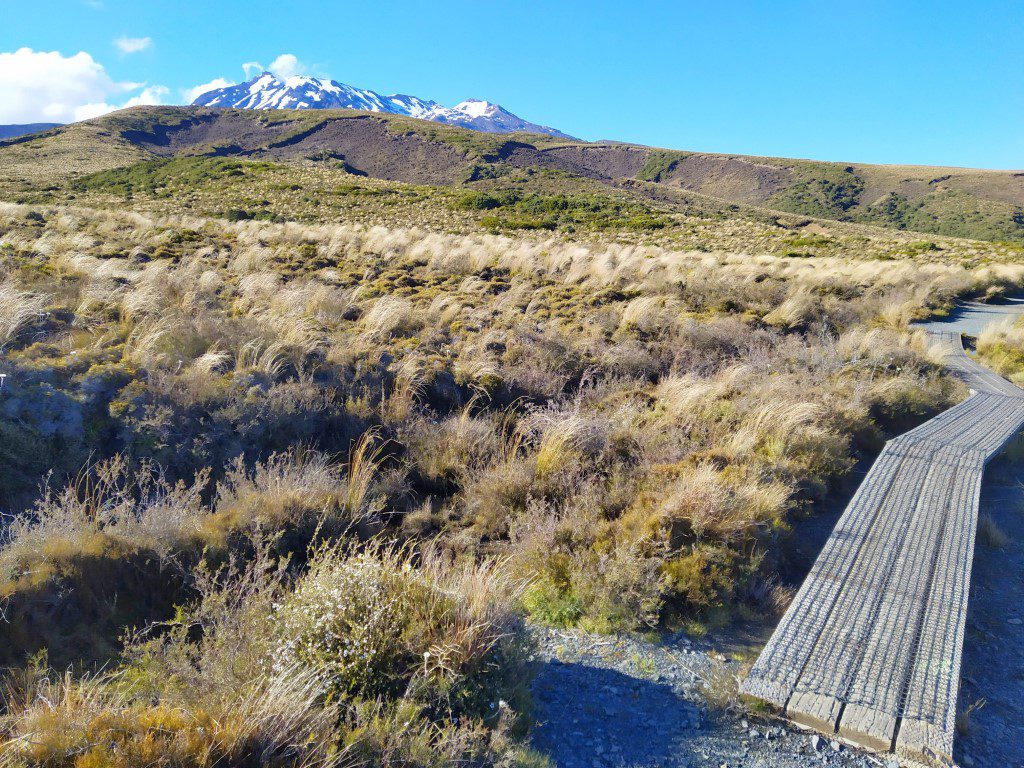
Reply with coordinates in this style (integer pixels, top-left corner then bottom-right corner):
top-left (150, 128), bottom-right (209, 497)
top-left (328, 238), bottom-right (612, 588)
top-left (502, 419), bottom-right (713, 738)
top-left (192, 75), bottom-right (572, 138)
top-left (452, 99), bottom-right (497, 118)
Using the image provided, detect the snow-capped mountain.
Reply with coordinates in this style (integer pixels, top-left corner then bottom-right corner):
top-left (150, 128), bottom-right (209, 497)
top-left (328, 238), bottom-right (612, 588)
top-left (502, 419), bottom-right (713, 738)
top-left (192, 73), bottom-right (572, 138)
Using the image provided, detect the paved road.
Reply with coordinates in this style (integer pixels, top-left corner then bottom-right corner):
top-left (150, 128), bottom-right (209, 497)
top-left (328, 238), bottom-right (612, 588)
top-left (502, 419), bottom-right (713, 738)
top-left (742, 308), bottom-right (1024, 767)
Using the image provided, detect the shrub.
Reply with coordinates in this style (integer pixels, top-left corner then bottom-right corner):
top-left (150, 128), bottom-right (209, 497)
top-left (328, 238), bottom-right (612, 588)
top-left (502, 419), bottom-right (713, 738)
top-left (522, 577), bottom-right (585, 626)
top-left (272, 543), bottom-right (531, 722)
top-left (572, 541), bottom-right (669, 632)
top-left (48, 540), bottom-right (535, 768)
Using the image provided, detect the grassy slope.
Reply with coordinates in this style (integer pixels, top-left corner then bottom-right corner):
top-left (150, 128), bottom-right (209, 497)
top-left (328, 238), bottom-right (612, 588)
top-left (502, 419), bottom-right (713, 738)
top-left (3, 106), bottom-right (1023, 243)
top-left (27, 154), bottom-right (1022, 266)
top-left (761, 158), bottom-right (1024, 241)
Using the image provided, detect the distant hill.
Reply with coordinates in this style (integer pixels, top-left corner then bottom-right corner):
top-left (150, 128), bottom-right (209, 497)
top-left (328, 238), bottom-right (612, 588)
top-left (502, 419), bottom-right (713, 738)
top-left (0, 123), bottom-right (62, 140)
top-left (193, 73), bottom-right (574, 138)
top-left (2, 106), bottom-right (1022, 243)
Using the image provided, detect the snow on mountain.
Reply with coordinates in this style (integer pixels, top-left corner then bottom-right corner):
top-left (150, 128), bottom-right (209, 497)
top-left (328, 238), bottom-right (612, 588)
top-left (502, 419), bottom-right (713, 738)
top-left (192, 73), bottom-right (572, 138)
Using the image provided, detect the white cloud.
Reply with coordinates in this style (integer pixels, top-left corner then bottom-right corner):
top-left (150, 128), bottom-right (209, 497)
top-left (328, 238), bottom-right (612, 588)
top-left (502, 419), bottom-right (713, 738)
top-left (267, 53), bottom-right (308, 79)
top-left (74, 86), bottom-right (168, 121)
top-left (73, 102), bottom-right (119, 121)
top-left (236, 55), bottom-right (312, 81)
top-left (181, 78), bottom-right (235, 104)
top-left (114, 36), bottom-right (152, 54)
top-left (0, 47), bottom-right (168, 124)
top-left (123, 85), bottom-right (169, 107)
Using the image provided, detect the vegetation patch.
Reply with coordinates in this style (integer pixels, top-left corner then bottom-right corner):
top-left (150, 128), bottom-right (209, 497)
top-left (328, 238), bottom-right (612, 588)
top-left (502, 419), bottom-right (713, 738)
top-left (868, 189), bottom-right (1024, 242)
top-left (767, 163), bottom-right (865, 220)
top-left (71, 157), bottom-right (278, 198)
top-left (0, 160), bottom-right (1021, 765)
top-left (636, 150), bottom-right (691, 183)
top-left (457, 189), bottom-right (672, 231)
top-left (977, 317), bottom-right (1024, 385)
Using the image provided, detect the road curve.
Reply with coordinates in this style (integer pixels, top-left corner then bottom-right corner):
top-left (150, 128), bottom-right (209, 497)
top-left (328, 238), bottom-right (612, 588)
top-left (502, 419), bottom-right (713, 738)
top-left (741, 317), bottom-right (1024, 767)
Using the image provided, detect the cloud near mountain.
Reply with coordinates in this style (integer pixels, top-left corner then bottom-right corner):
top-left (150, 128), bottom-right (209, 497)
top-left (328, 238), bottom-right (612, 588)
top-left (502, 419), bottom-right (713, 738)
top-left (114, 36), bottom-right (153, 55)
top-left (0, 47), bottom-right (568, 138)
top-left (0, 47), bottom-right (166, 123)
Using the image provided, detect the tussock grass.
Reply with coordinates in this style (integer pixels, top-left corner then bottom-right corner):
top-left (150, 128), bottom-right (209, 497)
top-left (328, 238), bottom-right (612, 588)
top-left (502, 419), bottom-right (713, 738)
top-left (0, 446), bottom-right (382, 669)
top-left (0, 279), bottom-right (45, 347)
top-left (0, 202), bottom-right (986, 633)
top-left (977, 318), bottom-right (1024, 385)
top-left (1, 666), bottom-right (347, 768)
top-left (0, 194), bottom-right (1014, 765)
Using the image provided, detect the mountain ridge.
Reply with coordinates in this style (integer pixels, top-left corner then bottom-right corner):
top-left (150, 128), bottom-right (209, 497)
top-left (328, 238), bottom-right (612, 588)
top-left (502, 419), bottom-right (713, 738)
top-left (192, 73), bottom-right (574, 139)
top-left (0, 123), bottom-right (63, 140)
top-left (2, 106), bottom-right (1023, 243)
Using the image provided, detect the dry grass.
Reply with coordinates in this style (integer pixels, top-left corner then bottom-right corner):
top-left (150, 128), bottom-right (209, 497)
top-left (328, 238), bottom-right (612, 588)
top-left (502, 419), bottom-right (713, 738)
top-left (0, 456), bottom-right (208, 584)
top-left (1, 667), bottom-right (346, 768)
top-left (0, 279), bottom-right (45, 347)
top-left (956, 697), bottom-right (987, 736)
top-left (0, 170), bottom-right (1017, 766)
top-left (0, 537), bottom-right (537, 767)
top-left (977, 318), bottom-right (1024, 385)
top-left (0, 201), bottom-right (985, 635)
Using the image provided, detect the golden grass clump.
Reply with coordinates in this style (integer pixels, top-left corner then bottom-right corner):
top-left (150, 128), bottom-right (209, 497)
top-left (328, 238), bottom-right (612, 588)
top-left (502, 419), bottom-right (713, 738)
top-left (1, 667), bottom-right (345, 768)
top-left (977, 317), bottom-right (1024, 384)
top-left (0, 279), bottom-right (45, 346)
top-left (1, 537), bottom-right (539, 767)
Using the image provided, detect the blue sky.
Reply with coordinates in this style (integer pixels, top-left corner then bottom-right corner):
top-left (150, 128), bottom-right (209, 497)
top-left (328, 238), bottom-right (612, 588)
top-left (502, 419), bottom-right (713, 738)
top-left (2, 0), bottom-right (1022, 168)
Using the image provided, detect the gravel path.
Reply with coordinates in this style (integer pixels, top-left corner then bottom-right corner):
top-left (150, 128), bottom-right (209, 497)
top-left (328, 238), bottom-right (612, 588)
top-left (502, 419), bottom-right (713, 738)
top-left (530, 627), bottom-right (895, 768)
top-left (957, 462), bottom-right (1024, 768)
top-left (528, 461), bottom-right (1024, 767)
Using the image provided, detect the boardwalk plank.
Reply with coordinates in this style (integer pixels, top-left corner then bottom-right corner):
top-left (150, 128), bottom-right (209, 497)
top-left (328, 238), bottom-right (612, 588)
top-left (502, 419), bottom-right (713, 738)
top-left (742, 332), bottom-right (1024, 765)
top-left (786, 446), bottom-right (935, 733)
top-left (837, 446), bottom-right (965, 752)
top-left (740, 447), bottom-right (907, 705)
top-left (896, 451), bottom-right (985, 767)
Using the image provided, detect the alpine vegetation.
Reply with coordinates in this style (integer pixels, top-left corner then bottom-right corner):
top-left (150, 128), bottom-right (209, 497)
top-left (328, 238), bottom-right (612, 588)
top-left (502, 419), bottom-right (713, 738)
top-left (0, 104), bottom-right (1022, 767)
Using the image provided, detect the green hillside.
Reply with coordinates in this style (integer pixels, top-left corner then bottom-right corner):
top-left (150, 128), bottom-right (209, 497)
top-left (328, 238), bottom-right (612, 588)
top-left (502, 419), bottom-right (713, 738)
top-left (3, 106), bottom-right (1023, 243)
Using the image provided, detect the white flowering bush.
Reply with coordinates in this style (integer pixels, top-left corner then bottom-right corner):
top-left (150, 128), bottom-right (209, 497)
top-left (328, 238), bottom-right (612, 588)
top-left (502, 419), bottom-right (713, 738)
top-left (273, 549), bottom-right (417, 698)
top-left (271, 543), bottom-right (531, 721)
top-left (113, 538), bottom-right (539, 766)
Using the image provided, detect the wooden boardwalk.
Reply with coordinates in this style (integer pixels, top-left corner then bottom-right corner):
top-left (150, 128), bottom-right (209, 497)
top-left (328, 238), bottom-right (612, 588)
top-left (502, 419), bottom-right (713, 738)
top-left (741, 331), bottom-right (1024, 767)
